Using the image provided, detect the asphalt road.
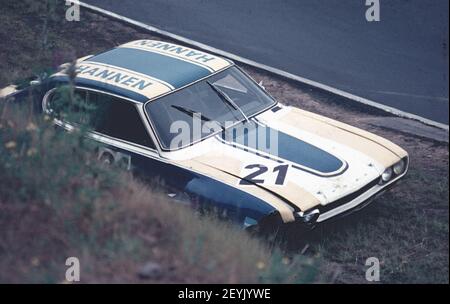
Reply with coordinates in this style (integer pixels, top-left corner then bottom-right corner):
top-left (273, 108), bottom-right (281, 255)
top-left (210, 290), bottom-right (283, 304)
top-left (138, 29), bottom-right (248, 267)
top-left (83, 0), bottom-right (449, 124)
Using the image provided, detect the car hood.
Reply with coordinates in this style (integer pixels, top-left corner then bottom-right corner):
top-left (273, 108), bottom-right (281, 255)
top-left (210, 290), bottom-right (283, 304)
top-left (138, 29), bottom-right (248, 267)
top-left (175, 105), bottom-right (408, 221)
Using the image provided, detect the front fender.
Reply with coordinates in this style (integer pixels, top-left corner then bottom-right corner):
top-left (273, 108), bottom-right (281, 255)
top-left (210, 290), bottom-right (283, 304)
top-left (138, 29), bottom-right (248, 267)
top-left (184, 175), bottom-right (278, 226)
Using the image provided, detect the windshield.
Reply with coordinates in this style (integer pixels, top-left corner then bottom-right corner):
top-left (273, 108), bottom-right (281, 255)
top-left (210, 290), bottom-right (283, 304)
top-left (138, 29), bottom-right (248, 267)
top-left (145, 66), bottom-right (276, 150)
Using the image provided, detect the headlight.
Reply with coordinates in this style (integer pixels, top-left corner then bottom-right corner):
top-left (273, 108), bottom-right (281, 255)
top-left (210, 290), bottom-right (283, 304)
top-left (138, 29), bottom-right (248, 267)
top-left (393, 160), bottom-right (406, 175)
top-left (381, 167), bottom-right (393, 182)
top-left (297, 209), bottom-right (320, 225)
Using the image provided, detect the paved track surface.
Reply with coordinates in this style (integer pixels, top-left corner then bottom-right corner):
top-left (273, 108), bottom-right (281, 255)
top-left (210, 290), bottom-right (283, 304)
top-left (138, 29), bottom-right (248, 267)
top-left (83, 0), bottom-right (449, 124)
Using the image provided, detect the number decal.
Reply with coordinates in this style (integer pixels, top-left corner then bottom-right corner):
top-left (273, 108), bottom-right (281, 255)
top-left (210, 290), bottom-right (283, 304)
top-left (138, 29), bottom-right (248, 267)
top-left (239, 164), bottom-right (268, 185)
top-left (239, 164), bottom-right (290, 186)
top-left (273, 164), bottom-right (289, 185)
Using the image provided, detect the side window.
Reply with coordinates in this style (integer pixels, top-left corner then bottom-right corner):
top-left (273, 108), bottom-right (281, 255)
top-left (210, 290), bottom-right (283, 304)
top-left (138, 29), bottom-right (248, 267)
top-left (47, 89), bottom-right (87, 121)
top-left (86, 91), bottom-right (156, 149)
top-left (47, 88), bottom-right (156, 149)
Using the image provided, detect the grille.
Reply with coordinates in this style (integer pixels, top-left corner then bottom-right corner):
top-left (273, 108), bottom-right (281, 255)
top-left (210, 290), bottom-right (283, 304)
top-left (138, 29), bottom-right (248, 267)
top-left (317, 178), bottom-right (380, 214)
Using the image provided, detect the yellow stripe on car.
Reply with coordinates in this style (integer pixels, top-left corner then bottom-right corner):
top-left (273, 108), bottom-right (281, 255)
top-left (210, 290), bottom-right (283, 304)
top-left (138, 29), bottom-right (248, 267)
top-left (0, 85), bottom-right (18, 99)
top-left (282, 107), bottom-right (407, 168)
top-left (179, 152), bottom-right (322, 222)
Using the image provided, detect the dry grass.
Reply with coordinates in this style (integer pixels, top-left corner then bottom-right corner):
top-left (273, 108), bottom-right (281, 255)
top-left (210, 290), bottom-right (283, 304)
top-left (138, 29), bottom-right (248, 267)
top-left (0, 100), bottom-right (318, 283)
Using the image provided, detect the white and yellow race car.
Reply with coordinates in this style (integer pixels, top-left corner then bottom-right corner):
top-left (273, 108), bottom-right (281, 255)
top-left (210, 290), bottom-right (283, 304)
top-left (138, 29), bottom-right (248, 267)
top-left (2, 40), bottom-right (409, 230)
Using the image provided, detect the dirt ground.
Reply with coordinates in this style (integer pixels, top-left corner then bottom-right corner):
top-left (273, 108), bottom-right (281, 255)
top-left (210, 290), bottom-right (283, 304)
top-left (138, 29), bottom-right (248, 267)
top-left (0, 1), bottom-right (448, 283)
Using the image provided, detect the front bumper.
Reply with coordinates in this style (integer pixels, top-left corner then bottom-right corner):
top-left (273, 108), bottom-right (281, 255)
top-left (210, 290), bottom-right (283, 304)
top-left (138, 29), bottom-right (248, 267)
top-left (299, 158), bottom-right (409, 224)
top-left (316, 178), bottom-right (400, 223)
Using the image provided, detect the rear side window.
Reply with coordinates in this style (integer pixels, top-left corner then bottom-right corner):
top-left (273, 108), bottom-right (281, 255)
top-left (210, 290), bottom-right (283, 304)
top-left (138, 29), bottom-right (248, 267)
top-left (48, 88), bottom-right (156, 149)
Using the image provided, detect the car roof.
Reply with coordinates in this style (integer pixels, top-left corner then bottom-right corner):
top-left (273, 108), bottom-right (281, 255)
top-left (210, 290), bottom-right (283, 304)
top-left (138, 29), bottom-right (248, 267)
top-left (50, 40), bottom-right (233, 103)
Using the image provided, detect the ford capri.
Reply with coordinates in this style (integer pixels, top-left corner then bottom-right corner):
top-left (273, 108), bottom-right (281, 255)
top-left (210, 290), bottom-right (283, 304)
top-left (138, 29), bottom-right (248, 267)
top-left (1, 40), bottom-right (409, 230)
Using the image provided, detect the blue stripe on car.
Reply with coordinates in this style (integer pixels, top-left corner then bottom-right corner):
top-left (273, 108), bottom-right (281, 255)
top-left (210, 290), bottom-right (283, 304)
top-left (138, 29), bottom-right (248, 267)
top-left (221, 121), bottom-right (346, 176)
top-left (88, 48), bottom-right (212, 89)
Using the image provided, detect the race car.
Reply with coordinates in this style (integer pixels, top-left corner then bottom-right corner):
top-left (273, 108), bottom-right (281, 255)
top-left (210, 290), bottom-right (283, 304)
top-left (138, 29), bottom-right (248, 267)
top-left (1, 40), bottom-right (409, 230)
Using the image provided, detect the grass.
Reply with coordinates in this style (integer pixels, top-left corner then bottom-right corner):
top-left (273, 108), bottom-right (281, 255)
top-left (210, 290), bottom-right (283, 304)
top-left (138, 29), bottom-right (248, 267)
top-left (293, 166), bottom-right (449, 283)
top-left (0, 96), bottom-right (319, 283)
top-left (0, 0), bottom-right (448, 283)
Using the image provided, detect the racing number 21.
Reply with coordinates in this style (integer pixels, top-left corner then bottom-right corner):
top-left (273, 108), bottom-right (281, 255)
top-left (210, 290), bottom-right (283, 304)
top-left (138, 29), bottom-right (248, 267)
top-left (239, 164), bottom-right (289, 186)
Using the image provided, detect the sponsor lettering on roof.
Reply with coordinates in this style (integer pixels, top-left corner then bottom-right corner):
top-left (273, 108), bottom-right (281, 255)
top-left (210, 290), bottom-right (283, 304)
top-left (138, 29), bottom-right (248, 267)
top-left (52, 62), bottom-right (173, 100)
top-left (120, 40), bottom-right (232, 72)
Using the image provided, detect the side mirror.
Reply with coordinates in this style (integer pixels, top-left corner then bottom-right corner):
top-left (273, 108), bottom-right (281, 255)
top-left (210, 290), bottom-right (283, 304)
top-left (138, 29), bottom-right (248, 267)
top-left (30, 72), bottom-right (48, 87)
top-left (258, 80), bottom-right (266, 90)
top-left (30, 79), bottom-right (41, 86)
